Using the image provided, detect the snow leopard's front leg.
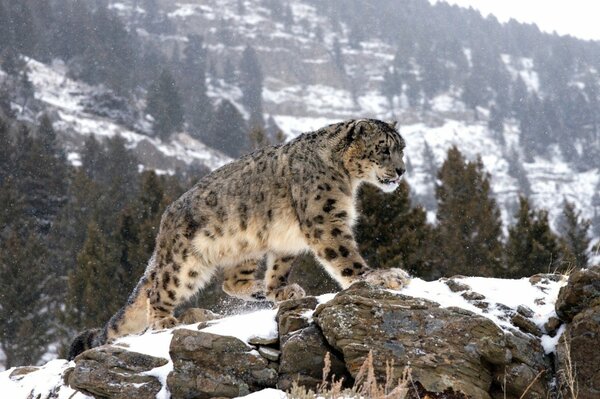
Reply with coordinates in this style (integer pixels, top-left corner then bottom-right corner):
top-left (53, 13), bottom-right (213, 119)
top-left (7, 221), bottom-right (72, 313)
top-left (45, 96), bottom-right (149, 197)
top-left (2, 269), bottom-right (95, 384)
top-left (302, 211), bottom-right (409, 290)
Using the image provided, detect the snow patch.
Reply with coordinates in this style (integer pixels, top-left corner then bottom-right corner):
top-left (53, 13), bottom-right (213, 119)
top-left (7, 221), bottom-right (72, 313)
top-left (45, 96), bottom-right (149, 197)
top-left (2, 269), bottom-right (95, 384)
top-left (0, 359), bottom-right (91, 399)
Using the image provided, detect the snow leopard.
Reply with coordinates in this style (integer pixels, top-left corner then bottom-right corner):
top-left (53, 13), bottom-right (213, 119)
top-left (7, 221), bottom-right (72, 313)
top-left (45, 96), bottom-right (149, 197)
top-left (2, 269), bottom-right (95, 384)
top-left (68, 119), bottom-right (409, 359)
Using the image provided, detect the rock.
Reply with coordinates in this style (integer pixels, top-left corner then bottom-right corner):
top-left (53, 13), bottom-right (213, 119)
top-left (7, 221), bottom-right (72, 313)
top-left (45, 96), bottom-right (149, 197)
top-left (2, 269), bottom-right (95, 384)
top-left (67, 346), bottom-right (167, 399)
top-left (248, 336), bottom-right (278, 346)
top-left (314, 282), bottom-right (512, 399)
top-left (493, 363), bottom-right (547, 399)
top-left (544, 316), bottom-right (561, 336)
top-left (258, 346), bottom-right (280, 362)
top-left (462, 291), bottom-right (486, 301)
top-left (178, 308), bottom-right (221, 324)
top-left (517, 305), bottom-right (534, 318)
top-left (276, 296), bottom-right (319, 336)
top-left (555, 305), bottom-right (600, 399)
top-left (511, 313), bottom-right (543, 337)
top-left (167, 329), bottom-right (277, 398)
top-left (9, 366), bottom-right (40, 378)
top-left (555, 266), bottom-right (600, 322)
top-left (278, 324), bottom-right (346, 391)
top-left (445, 279), bottom-right (470, 292)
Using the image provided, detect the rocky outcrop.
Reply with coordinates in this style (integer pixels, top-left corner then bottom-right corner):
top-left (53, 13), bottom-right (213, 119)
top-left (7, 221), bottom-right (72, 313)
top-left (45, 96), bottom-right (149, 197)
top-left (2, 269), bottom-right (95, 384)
top-left (554, 266), bottom-right (600, 399)
top-left (167, 329), bottom-right (278, 398)
top-left (9, 271), bottom-right (600, 399)
top-left (67, 346), bottom-right (168, 399)
top-left (314, 282), bottom-right (549, 399)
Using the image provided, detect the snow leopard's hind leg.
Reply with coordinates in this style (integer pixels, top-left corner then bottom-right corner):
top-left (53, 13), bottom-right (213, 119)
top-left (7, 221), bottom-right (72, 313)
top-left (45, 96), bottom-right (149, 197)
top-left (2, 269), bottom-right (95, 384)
top-left (222, 258), bottom-right (268, 301)
top-left (222, 254), bottom-right (305, 302)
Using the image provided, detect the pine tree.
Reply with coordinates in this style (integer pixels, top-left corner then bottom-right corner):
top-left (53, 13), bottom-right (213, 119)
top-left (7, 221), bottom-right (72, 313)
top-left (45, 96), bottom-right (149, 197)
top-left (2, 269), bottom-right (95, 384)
top-left (66, 222), bottom-right (122, 330)
top-left (488, 105), bottom-right (505, 144)
top-left (205, 100), bottom-right (248, 157)
top-left (183, 35), bottom-right (212, 135)
top-left (146, 69), bottom-right (185, 140)
top-left (356, 182), bottom-right (434, 278)
top-left (558, 200), bottom-right (591, 270)
top-left (505, 196), bottom-right (563, 277)
top-left (115, 171), bottom-right (180, 298)
top-left (0, 226), bottom-right (53, 368)
top-left (239, 45), bottom-right (264, 129)
top-left (434, 146), bottom-right (504, 277)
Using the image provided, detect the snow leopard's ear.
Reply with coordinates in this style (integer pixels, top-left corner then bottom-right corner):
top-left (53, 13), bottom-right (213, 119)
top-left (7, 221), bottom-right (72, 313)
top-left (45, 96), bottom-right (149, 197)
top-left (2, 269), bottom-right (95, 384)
top-left (344, 120), bottom-right (365, 145)
top-left (387, 120), bottom-right (398, 130)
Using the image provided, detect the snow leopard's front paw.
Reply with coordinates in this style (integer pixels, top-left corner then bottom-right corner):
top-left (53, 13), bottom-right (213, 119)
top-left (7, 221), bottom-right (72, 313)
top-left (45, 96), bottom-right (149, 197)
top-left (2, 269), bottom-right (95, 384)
top-left (269, 283), bottom-right (306, 302)
top-left (362, 267), bottom-right (410, 290)
top-left (152, 316), bottom-right (179, 330)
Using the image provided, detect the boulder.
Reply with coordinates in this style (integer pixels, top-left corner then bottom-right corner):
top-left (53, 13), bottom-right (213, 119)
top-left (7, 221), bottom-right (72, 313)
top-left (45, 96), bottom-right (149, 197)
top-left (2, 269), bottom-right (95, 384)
top-left (276, 296), bottom-right (346, 390)
top-left (555, 266), bottom-right (600, 399)
top-left (67, 346), bottom-right (167, 399)
top-left (314, 282), bottom-right (549, 399)
top-left (555, 266), bottom-right (600, 322)
top-left (167, 329), bottom-right (277, 398)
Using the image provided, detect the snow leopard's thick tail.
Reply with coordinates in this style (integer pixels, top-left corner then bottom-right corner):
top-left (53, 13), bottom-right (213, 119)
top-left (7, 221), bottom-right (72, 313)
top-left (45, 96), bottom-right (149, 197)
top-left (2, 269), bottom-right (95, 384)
top-left (68, 261), bottom-right (155, 360)
top-left (67, 328), bottom-right (106, 360)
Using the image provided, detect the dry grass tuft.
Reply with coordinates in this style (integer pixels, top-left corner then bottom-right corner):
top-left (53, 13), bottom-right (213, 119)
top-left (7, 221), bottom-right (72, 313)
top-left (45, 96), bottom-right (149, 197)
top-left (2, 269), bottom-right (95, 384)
top-left (288, 351), bottom-right (412, 399)
top-left (556, 335), bottom-right (578, 399)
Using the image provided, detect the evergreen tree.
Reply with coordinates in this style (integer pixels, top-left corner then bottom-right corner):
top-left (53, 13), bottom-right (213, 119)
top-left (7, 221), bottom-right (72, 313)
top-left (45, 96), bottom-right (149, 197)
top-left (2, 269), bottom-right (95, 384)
top-left (488, 105), bottom-right (505, 144)
top-left (146, 69), bottom-right (185, 140)
top-left (239, 45), bottom-right (264, 129)
top-left (593, 190), bottom-right (600, 238)
top-left (505, 196), bottom-right (563, 277)
top-left (381, 67), bottom-right (400, 110)
top-left (506, 149), bottom-right (532, 197)
top-left (115, 171), bottom-right (181, 298)
top-left (78, 5), bottom-right (136, 92)
top-left (248, 125), bottom-right (270, 151)
top-left (434, 146), bottom-right (503, 277)
top-left (558, 200), bottom-right (591, 270)
top-left (183, 35), bottom-right (212, 135)
top-left (0, 226), bottom-right (52, 368)
top-left (66, 222), bottom-right (122, 330)
top-left (356, 182), bottom-right (434, 279)
top-left (205, 99), bottom-right (248, 157)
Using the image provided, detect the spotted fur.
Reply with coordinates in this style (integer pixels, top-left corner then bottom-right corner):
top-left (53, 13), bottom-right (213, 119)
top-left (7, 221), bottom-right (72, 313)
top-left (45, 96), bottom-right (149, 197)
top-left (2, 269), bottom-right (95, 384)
top-left (68, 119), bottom-right (410, 358)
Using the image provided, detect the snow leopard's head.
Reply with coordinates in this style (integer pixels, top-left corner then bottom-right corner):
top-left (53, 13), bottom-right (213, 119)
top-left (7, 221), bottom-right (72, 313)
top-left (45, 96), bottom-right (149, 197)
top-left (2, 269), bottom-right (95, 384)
top-left (343, 119), bottom-right (406, 193)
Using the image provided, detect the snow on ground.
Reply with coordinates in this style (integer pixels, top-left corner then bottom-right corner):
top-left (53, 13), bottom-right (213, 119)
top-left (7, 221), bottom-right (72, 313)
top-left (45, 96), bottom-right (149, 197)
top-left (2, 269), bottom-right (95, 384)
top-left (398, 275), bottom-right (568, 353)
top-left (0, 359), bottom-right (91, 399)
top-left (200, 308), bottom-right (279, 343)
top-left (236, 388), bottom-right (288, 399)
top-left (0, 276), bottom-right (570, 398)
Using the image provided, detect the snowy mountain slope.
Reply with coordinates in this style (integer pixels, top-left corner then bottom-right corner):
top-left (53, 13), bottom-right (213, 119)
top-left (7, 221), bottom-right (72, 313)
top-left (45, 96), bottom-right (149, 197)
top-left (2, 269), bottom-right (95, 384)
top-left (18, 58), bottom-right (231, 173)
top-left (0, 275), bottom-right (567, 398)
top-left (8, 0), bottom-right (600, 248)
top-left (127, 0), bottom-right (599, 234)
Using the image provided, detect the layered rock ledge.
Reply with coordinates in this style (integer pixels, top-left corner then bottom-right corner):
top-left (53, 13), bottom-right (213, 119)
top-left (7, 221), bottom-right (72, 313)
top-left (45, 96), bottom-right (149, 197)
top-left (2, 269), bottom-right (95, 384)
top-left (2, 267), bottom-right (599, 399)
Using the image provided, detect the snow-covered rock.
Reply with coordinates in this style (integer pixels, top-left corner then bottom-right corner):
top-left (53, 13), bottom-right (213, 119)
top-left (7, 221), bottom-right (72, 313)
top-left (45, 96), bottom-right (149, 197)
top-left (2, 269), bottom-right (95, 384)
top-left (3, 272), bottom-right (591, 399)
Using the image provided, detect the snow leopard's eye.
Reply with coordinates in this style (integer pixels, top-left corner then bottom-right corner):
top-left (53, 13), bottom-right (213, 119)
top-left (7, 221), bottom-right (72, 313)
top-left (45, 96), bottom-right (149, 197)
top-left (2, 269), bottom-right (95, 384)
top-left (381, 147), bottom-right (390, 156)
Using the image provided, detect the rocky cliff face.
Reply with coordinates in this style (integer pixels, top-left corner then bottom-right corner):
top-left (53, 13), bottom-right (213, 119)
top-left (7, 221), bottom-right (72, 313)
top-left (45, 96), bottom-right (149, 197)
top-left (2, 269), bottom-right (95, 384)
top-left (2, 268), bottom-right (599, 399)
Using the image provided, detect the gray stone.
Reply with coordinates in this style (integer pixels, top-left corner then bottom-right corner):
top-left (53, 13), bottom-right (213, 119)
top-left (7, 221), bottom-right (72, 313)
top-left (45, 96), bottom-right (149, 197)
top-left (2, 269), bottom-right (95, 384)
top-left (511, 313), bottom-right (543, 337)
top-left (278, 324), bottom-right (346, 391)
top-left (258, 346), bottom-right (280, 362)
top-left (178, 308), bottom-right (221, 324)
top-left (314, 282), bottom-right (549, 399)
top-left (68, 346), bottom-right (167, 399)
top-left (555, 266), bottom-right (600, 322)
top-left (167, 329), bottom-right (277, 399)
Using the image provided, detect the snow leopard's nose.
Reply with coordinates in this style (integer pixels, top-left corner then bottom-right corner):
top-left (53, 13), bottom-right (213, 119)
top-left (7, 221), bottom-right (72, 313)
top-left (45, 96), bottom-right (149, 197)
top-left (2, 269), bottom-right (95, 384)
top-left (396, 167), bottom-right (405, 176)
